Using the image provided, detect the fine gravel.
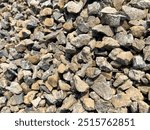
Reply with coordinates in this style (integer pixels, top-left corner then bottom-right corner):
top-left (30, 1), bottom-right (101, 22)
top-left (0, 0), bottom-right (150, 113)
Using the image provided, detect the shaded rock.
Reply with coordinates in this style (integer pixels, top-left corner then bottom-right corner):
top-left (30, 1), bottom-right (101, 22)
top-left (6, 82), bottom-right (22, 94)
top-left (138, 101), bottom-right (149, 113)
top-left (129, 0), bottom-right (150, 9)
top-left (9, 93), bottom-right (23, 105)
top-left (130, 25), bottom-right (145, 38)
top-left (132, 38), bottom-right (145, 52)
top-left (24, 91), bottom-right (37, 105)
top-left (82, 98), bottom-right (95, 111)
top-left (92, 24), bottom-right (114, 37)
top-left (47, 73), bottom-right (59, 88)
top-left (87, 1), bottom-right (101, 15)
top-left (133, 55), bottom-right (146, 69)
top-left (143, 46), bottom-right (150, 61)
top-left (113, 74), bottom-right (128, 87)
top-left (73, 75), bottom-right (89, 92)
top-left (122, 5), bottom-right (148, 20)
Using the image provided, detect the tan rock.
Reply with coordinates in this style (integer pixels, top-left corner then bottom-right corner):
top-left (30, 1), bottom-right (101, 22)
top-left (45, 81), bottom-right (53, 92)
top-left (112, 0), bottom-right (124, 10)
top-left (63, 20), bottom-right (73, 31)
top-left (58, 80), bottom-right (71, 91)
top-left (31, 81), bottom-right (40, 90)
top-left (57, 63), bottom-right (68, 73)
top-left (138, 101), bottom-right (149, 113)
top-left (43, 18), bottom-right (54, 27)
top-left (73, 75), bottom-right (89, 92)
top-left (66, 1), bottom-right (83, 13)
top-left (72, 101), bottom-right (85, 113)
top-left (82, 98), bottom-right (95, 111)
top-left (116, 51), bottom-right (133, 65)
top-left (130, 26), bottom-right (145, 38)
top-left (25, 54), bottom-right (40, 64)
top-left (18, 28), bottom-right (31, 38)
top-left (24, 91), bottom-right (37, 104)
top-left (111, 93), bottom-right (131, 108)
top-left (40, 8), bottom-right (52, 16)
top-left (31, 97), bottom-right (41, 107)
top-left (126, 87), bottom-right (144, 101)
top-left (47, 73), bottom-right (59, 88)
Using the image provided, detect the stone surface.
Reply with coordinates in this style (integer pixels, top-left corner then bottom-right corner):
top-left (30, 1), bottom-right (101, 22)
top-left (73, 75), bottom-right (89, 92)
top-left (66, 1), bottom-right (83, 13)
top-left (6, 82), bottom-right (22, 94)
top-left (82, 98), bottom-right (95, 111)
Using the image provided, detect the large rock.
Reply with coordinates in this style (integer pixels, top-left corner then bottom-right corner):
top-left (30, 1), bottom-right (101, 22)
top-left (66, 1), bottom-right (83, 13)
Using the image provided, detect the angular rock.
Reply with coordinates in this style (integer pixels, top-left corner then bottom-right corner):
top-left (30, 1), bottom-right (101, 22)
top-left (82, 98), bottom-right (95, 111)
top-left (73, 75), bottom-right (89, 92)
top-left (6, 82), bottom-right (22, 94)
top-left (138, 101), bottom-right (149, 113)
top-left (113, 74), bottom-right (128, 87)
top-left (130, 26), bottom-right (145, 38)
top-left (66, 1), bottom-right (83, 13)
top-left (143, 46), bottom-right (150, 61)
top-left (132, 38), bottom-right (145, 52)
top-left (59, 80), bottom-right (71, 91)
top-left (133, 55), bottom-right (146, 69)
top-left (87, 2), bottom-right (101, 15)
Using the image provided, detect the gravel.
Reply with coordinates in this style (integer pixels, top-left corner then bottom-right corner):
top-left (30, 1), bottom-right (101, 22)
top-left (0, 0), bottom-right (150, 113)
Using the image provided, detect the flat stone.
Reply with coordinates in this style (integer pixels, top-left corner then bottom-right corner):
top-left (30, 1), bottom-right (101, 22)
top-left (6, 82), bottom-right (22, 94)
top-left (92, 24), bottom-right (114, 37)
top-left (66, 1), bottom-right (83, 13)
top-left (91, 75), bottom-right (113, 100)
top-left (73, 75), bottom-right (89, 92)
top-left (113, 74), bottom-right (128, 87)
top-left (122, 5), bottom-right (148, 20)
top-left (132, 38), bottom-right (145, 52)
top-left (118, 80), bottom-right (133, 90)
top-left (82, 98), bottom-right (95, 111)
top-left (101, 7), bottom-right (117, 14)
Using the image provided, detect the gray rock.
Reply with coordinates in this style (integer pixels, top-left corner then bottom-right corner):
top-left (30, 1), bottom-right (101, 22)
top-left (133, 55), bottom-right (146, 69)
top-left (4, 69), bottom-right (17, 81)
top-left (130, 102), bottom-right (138, 113)
top-left (113, 74), bottom-right (128, 87)
top-left (91, 75), bottom-right (113, 100)
top-left (6, 82), bottom-right (23, 94)
top-left (44, 93), bottom-right (57, 105)
top-left (70, 34), bottom-right (91, 48)
top-left (128, 69), bottom-right (145, 82)
top-left (129, 0), bottom-right (150, 9)
top-left (87, 2), bottom-right (101, 15)
top-left (143, 46), bottom-right (150, 61)
top-left (9, 93), bottom-right (23, 105)
top-left (132, 38), bottom-right (145, 52)
top-left (96, 57), bottom-right (113, 72)
top-left (122, 5), bottom-right (148, 20)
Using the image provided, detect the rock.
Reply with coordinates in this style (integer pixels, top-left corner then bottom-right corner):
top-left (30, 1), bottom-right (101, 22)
top-left (101, 37), bottom-right (120, 49)
top-left (109, 48), bottom-right (123, 60)
top-left (129, 0), bottom-right (150, 9)
top-left (9, 93), bottom-right (23, 105)
top-left (18, 28), bottom-right (31, 39)
top-left (82, 98), bottom-right (95, 111)
top-left (148, 91), bottom-right (150, 101)
top-left (44, 93), bottom-right (56, 105)
top-left (25, 54), bottom-right (40, 65)
top-left (58, 80), bottom-right (71, 91)
top-left (31, 97), bottom-right (41, 107)
top-left (73, 75), bottom-right (89, 92)
top-left (118, 80), bottom-right (133, 90)
top-left (6, 82), bottom-right (22, 94)
top-left (87, 2), bottom-right (101, 15)
top-left (56, 31), bottom-right (66, 45)
top-left (63, 71), bottom-right (73, 81)
top-left (40, 8), bottom-right (52, 16)
top-left (111, 93), bottom-right (131, 108)
top-left (116, 32), bottom-right (134, 47)
top-left (122, 5), bottom-right (148, 20)
top-left (4, 69), bottom-right (17, 81)
top-left (126, 87), bottom-right (144, 101)
top-left (92, 24), bottom-right (114, 37)
top-left (72, 101), bottom-right (85, 113)
top-left (43, 18), bottom-right (54, 27)
top-left (63, 20), bottom-right (73, 31)
top-left (24, 91), bottom-right (37, 105)
top-left (132, 38), bottom-right (145, 52)
top-left (31, 81), bottom-right (40, 90)
top-left (143, 46), bottom-right (150, 61)
top-left (101, 7), bottom-right (117, 14)
top-left (47, 73), bottom-right (59, 88)
top-left (138, 101), bottom-right (149, 113)
top-left (91, 75), bottom-right (113, 100)
top-left (133, 55), bottom-right (146, 69)
top-left (46, 106), bottom-right (57, 113)
top-left (130, 26), bottom-right (145, 38)
top-left (0, 96), bottom-right (6, 106)
top-left (130, 102), bottom-right (138, 113)
top-left (61, 95), bottom-right (77, 110)
top-left (70, 34), bottom-right (91, 48)
top-left (85, 67), bottom-right (101, 78)
top-left (96, 57), bottom-right (113, 72)
top-left (112, 0), bottom-right (124, 10)
top-left (116, 51), bottom-right (133, 65)
top-left (113, 74), bottom-right (128, 87)
top-left (128, 69), bottom-right (145, 82)
top-left (66, 1), bottom-right (83, 13)
top-left (57, 63), bottom-right (68, 74)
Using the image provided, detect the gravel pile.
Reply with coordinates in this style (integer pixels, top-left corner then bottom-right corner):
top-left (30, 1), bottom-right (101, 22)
top-left (0, 0), bottom-right (150, 113)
